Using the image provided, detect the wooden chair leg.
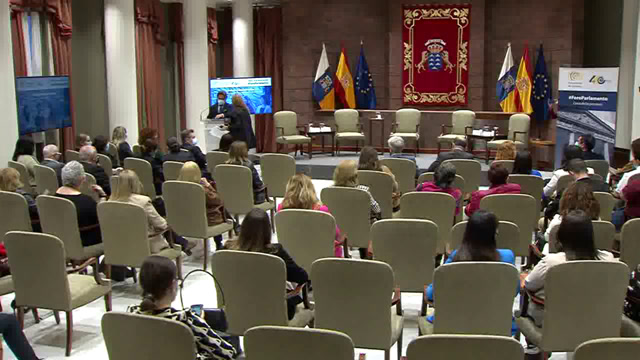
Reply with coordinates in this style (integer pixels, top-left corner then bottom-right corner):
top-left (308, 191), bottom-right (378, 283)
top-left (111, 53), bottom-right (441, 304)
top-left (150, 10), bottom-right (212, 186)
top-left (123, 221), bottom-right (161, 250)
top-left (32, 308), bottom-right (40, 324)
top-left (17, 307), bottom-right (24, 329)
top-left (66, 311), bottom-right (73, 357)
top-left (308, 141), bottom-right (312, 159)
top-left (270, 209), bottom-right (275, 233)
top-left (132, 268), bottom-right (138, 283)
top-left (384, 349), bottom-right (390, 360)
top-left (437, 142), bottom-right (441, 155)
top-left (485, 142), bottom-right (490, 165)
top-left (397, 327), bottom-right (403, 360)
top-left (176, 255), bottom-right (183, 280)
top-left (203, 238), bottom-right (209, 271)
top-left (54, 310), bottom-right (61, 324)
top-left (105, 263), bottom-right (112, 280)
top-left (105, 291), bottom-right (112, 312)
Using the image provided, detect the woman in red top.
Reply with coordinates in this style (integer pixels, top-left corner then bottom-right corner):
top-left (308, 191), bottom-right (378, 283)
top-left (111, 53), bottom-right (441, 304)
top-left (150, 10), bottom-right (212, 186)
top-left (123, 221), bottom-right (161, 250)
top-left (465, 162), bottom-right (521, 216)
top-left (416, 162), bottom-right (463, 215)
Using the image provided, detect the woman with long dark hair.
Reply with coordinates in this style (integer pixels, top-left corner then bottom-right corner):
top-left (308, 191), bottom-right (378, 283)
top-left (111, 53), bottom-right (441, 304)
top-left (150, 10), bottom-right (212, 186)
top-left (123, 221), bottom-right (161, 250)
top-left (225, 141), bottom-right (265, 204)
top-left (512, 151), bottom-right (542, 177)
top-left (12, 137), bottom-right (38, 186)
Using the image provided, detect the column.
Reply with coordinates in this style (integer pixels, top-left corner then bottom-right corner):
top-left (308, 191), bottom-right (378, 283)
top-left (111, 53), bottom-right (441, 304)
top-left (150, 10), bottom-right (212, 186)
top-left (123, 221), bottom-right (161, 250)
top-left (183, 0), bottom-right (209, 151)
top-left (232, 0), bottom-right (256, 138)
top-left (617, 0), bottom-right (640, 150)
top-left (104, 0), bottom-right (139, 146)
top-left (0, 1), bottom-right (19, 165)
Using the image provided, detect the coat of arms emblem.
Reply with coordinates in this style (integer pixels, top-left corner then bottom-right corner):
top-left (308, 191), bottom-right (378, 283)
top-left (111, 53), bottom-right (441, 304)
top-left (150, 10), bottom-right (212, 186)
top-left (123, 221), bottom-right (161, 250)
top-left (416, 39), bottom-right (455, 74)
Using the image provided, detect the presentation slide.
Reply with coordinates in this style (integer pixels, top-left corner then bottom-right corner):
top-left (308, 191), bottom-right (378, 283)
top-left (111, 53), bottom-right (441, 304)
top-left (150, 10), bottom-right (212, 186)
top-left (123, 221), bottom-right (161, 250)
top-left (16, 76), bottom-right (71, 135)
top-left (210, 77), bottom-right (273, 115)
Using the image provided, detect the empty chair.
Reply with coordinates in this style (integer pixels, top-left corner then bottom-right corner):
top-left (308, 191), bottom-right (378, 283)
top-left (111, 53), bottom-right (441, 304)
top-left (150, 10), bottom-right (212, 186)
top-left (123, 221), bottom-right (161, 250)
top-left (574, 338), bottom-right (640, 360)
top-left (205, 151), bottom-right (229, 176)
top-left (214, 164), bottom-right (275, 224)
top-left (274, 111), bottom-right (312, 158)
top-left (34, 164), bottom-right (59, 195)
top-left (275, 209), bottom-right (337, 272)
top-left (407, 335), bottom-right (524, 360)
top-left (400, 192), bottom-right (455, 254)
top-left (97, 153), bottom-right (113, 178)
top-left (442, 159), bottom-right (481, 194)
top-left (379, 157), bottom-right (417, 194)
top-left (437, 110), bottom-right (475, 154)
top-left (79, 172), bottom-right (100, 202)
top-left (594, 192), bottom-right (615, 222)
top-left (419, 262), bottom-right (519, 336)
top-left (621, 219), bottom-right (640, 271)
top-left (334, 109), bottom-right (366, 155)
top-left (480, 194), bottom-right (537, 258)
top-left (261, 153), bottom-right (296, 202)
top-left (488, 113), bottom-right (530, 151)
top-left (508, 174), bottom-right (544, 214)
top-left (0, 190), bottom-right (34, 300)
top-left (163, 181), bottom-right (234, 270)
top-left (311, 259), bottom-right (404, 360)
top-left (5, 231), bottom-right (112, 356)
top-left (493, 160), bottom-right (514, 173)
top-left (592, 220), bottom-right (615, 251)
top-left (65, 149), bottom-right (80, 162)
top-left (244, 326), bottom-right (355, 360)
top-left (556, 174), bottom-right (575, 195)
top-left (584, 160), bottom-right (609, 181)
top-left (7, 160), bottom-right (32, 193)
top-left (124, 157), bottom-right (156, 200)
top-left (358, 170), bottom-right (394, 219)
top-left (162, 161), bottom-right (184, 181)
top-left (102, 312), bottom-right (196, 360)
top-left (321, 187), bottom-right (372, 251)
top-left (390, 108), bottom-right (421, 155)
top-left (449, 221), bottom-right (520, 254)
top-left (107, 142), bottom-right (119, 167)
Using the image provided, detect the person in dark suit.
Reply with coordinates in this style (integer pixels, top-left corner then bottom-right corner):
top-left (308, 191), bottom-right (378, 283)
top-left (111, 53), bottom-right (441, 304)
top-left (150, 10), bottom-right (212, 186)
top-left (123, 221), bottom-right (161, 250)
top-left (137, 139), bottom-right (165, 196)
top-left (578, 134), bottom-right (605, 160)
top-left (567, 159), bottom-right (609, 193)
top-left (180, 129), bottom-right (207, 170)
top-left (79, 145), bottom-right (111, 196)
top-left (226, 94), bottom-right (257, 149)
top-left (207, 91), bottom-right (234, 120)
top-left (426, 139), bottom-right (474, 173)
top-left (164, 137), bottom-right (196, 163)
top-left (41, 144), bottom-right (64, 185)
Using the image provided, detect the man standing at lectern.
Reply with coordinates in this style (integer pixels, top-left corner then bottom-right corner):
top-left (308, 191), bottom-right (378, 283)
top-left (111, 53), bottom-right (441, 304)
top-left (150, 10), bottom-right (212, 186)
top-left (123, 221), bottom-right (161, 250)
top-left (207, 91), bottom-right (234, 120)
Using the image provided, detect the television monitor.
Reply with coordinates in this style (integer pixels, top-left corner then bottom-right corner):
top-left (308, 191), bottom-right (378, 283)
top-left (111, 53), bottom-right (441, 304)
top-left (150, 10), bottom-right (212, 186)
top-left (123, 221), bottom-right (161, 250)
top-left (15, 76), bottom-right (72, 135)
top-left (209, 77), bottom-right (273, 115)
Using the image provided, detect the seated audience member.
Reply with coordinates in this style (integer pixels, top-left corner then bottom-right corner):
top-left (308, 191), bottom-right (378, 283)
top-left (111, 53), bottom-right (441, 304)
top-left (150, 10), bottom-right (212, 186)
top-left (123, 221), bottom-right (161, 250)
top-left (12, 137), bottom-right (38, 186)
top-left (181, 129), bottom-right (207, 170)
top-left (225, 141), bottom-right (266, 204)
top-left (358, 146), bottom-right (401, 212)
top-left (623, 179), bottom-right (640, 223)
top-left (163, 137), bottom-right (195, 163)
top-left (416, 162), bottom-right (462, 215)
top-left (387, 136), bottom-right (419, 178)
top-left (0, 313), bottom-right (40, 360)
top-left (225, 209), bottom-right (308, 320)
top-left (178, 162), bottom-right (225, 250)
top-left (129, 256), bottom-right (236, 360)
top-left (75, 133), bottom-right (92, 151)
top-left (41, 144), bottom-right (64, 185)
top-left (137, 129), bottom-right (165, 195)
top-left (512, 151), bottom-right (542, 177)
top-left (495, 140), bottom-right (517, 161)
top-left (465, 163), bottom-right (521, 216)
top-left (566, 158), bottom-right (608, 193)
top-left (112, 126), bottom-right (133, 164)
top-left (615, 138), bottom-right (640, 198)
top-left (55, 161), bottom-right (105, 247)
top-left (0, 168), bottom-right (40, 231)
top-left (277, 174), bottom-right (344, 257)
top-left (524, 210), bottom-right (615, 327)
top-left (216, 133), bottom-right (234, 153)
top-left (93, 135), bottom-right (117, 168)
top-left (543, 145), bottom-right (593, 198)
top-left (579, 134), bottom-right (605, 160)
top-left (425, 210), bottom-right (517, 334)
top-left (427, 139), bottom-right (474, 173)
top-left (79, 145), bottom-right (111, 196)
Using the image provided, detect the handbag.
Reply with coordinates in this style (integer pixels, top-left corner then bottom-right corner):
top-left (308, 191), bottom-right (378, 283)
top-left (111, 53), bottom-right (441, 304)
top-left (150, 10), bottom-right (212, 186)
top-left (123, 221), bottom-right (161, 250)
top-left (624, 265), bottom-right (640, 321)
top-left (179, 269), bottom-right (228, 333)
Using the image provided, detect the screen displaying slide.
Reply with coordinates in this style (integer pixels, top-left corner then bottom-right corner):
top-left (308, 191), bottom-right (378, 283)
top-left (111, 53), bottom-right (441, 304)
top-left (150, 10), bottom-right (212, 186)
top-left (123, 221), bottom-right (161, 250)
top-left (15, 76), bottom-right (71, 135)
top-left (210, 77), bottom-right (273, 115)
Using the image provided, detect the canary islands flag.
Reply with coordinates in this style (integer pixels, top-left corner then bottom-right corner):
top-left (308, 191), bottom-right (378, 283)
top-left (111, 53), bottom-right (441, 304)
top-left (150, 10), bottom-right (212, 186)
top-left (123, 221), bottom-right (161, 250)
top-left (497, 43), bottom-right (518, 112)
top-left (515, 46), bottom-right (533, 114)
top-left (313, 43), bottom-right (335, 110)
top-left (335, 45), bottom-right (356, 109)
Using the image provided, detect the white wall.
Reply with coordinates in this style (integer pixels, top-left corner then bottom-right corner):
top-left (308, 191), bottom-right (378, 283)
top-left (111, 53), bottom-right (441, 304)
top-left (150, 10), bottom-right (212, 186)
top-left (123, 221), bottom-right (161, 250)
top-left (0, 1), bottom-right (19, 165)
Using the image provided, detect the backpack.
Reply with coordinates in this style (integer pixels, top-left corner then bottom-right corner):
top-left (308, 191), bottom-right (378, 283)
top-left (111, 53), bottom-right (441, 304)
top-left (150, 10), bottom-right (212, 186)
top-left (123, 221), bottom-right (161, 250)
top-left (624, 265), bottom-right (640, 321)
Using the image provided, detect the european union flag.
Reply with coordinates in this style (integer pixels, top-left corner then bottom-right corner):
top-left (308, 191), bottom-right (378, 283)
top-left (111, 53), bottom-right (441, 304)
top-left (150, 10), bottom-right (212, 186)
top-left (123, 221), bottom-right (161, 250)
top-left (355, 44), bottom-right (376, 109)
top-left (532, 44), bottom-right (551, 123)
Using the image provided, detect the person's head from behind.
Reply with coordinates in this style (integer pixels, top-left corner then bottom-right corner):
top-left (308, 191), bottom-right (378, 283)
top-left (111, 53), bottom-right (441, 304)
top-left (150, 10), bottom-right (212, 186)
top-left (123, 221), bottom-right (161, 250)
top-left (512, 151), bottom-right (533, 175)
top-left (218, 134), bottom-right (234, 152)
top-left (180, 129), bottom-right (196, 145)
top-left (556, 210), bottom-right (598, 260)
top-left (234, 209), bottom-right (272, 252)
top-left (567, 158), bottom-right (588, 179)
top-left (434, 162), bottom-right (456, 189)
top-left (112, 126), bottom-right (127, 145)
top-left (231, 94), bottom-right (248, 111)
top-left (562, 145), bottom-right (584, 169)
top-left (142, 139), bottom-right (158, 155)
top-left (61, 161), bottom-right (86, 189)
top-left (333, 160), bottom-right (358, 187)
top-left (217, 91), bottom-right (227, 104)
top-left (453, 139), bottom-right (467, 150)
top-left (495, 141), bottom-right (516, 160)
top-left (76, 133), bottom-right (91, 149)
top-left (282, 174), bottom-right (319, 209)
top-left (138, 256), bottom-right (178, 311)
top-left (166, 137), bottom-right (181, 154)
top-left (177, 161), bottom-right (201, 183)
top-left (139, 128), bottom-right (158, 147)
top-left (453, 210), bottom-right (500, 262)
top-left (388, 136), bottom-right (405, 154)
top-left (580, 134), bottom-right (596, 153)
top-left (110, 170), bottom-right (143, 201)
top-left (227, 141), bottom-right (248, 164)
top-left (559, 181), bottom-right (600, 219)
top-left (79, 145), bottom-right (98, 164)
top-left (13, 136), bottom-right (35, 161)
top-left (93, 135), bottom-right (109, 153)
top-left (632, 138), bottom-right (640, 163)
top-left (358, 146), bottom-right (380, 171)
top-left (0, 168), bottom-right (23, 192)
top-left (488, 162), bottom-right (509, 187)
top-left (42, 144), bottom-right (61, 161)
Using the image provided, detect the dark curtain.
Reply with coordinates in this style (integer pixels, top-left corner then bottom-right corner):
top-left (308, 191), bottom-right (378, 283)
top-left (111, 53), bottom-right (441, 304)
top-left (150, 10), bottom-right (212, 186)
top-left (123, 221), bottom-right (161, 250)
top-left (207, 7), bottom-right (218, 79)
top-left (9, 6), bottom-right (27, 77)
top-left (254, 7), bottom-right (282, 153)
top-left (220, 8), bottom-right (233, 78)
top-left (168, 3), bottom-right (185, 130)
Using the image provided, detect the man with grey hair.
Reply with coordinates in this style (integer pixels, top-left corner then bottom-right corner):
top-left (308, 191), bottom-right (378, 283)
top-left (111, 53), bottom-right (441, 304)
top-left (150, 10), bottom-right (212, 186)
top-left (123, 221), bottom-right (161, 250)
top-left (387, 136), bottom-right (419, 178)
top-left (41, 144), bottom-right (64, 184)
top-left (79, 145), bottom-right (111, 196)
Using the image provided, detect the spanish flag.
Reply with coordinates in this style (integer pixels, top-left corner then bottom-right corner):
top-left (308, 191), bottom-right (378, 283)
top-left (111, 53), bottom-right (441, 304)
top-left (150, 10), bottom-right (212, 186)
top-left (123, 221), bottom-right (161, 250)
top-left (335, 45), bottom-right (356, 109)
top-left (515, 46), bottom-right (533, 114)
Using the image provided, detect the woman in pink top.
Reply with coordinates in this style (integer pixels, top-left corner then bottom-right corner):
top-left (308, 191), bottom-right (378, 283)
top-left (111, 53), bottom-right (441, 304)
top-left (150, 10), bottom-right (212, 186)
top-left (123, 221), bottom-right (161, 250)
top-left (276, 174), bottom-right (344, 257)
top-left (465, 162), bottom-right (521, 216)
top-left (416, 162), bottom-right (463, 215)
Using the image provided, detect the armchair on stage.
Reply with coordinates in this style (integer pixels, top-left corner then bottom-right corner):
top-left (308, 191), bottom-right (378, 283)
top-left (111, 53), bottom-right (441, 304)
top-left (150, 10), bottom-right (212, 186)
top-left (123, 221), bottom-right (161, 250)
top-left (487, 113), bottom-right (530, 152)
top-left (390, 108), bottom-right (421, 155)
top-left (334, 109), bottom-right (366, 155)
top-left (275, 111), bottom-right (312, 159)
top-left (437, 110), bottom-right (476, 154)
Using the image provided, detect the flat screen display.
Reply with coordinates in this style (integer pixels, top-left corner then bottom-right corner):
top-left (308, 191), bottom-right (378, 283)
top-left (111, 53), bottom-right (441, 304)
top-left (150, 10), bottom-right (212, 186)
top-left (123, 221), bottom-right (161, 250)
top-left (15, 76), bottom-right (71, 135)
top-left (209, 77), bottom-right (273, 115)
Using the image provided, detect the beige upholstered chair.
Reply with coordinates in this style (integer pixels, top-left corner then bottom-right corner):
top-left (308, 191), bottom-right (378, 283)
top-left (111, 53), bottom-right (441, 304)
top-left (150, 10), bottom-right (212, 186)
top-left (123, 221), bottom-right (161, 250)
top-left (417, 173), bottom-right (465, 194)
top-left (321, 187), bottom-right (371, 250)
top-left (488, 113), bottom-right (530, 151)
top-left (211, 251), bottom-right (314, 335)
top-left (584, 160), bottom-right (610, 181)
top-left (574, 338), bottom-right (640, 360)
top-left (419, 262), bottom-right (519, 336)
top-left (79, 172), bottom-right (100, 202)
top-left (34, 164), bottom-right (59, 195)
top-left (102, 312), bottom-right (196, 360)
top-left (594, 192), bottom-right (615, 222)
top-left (592, 220), bottom-right (615, 251)
top-left (449, 221), bottom-right (520, 254)
top-left (311, 258), bottom-right (404, 360)
top-left (275, 209), bottom-right (337, 272)
top-left (8, 160), bottom-right (32, 193)
top-left (516, 261), bottom-right (629, 355)
top-left (97, 153), bottom-right (113, 178)
top-left (132, 144), bottom-right (141, 156)
top-left (400, 192), bottom-right (455, 254)
top-left (124, 157), bottom-right (156, 200)
top-left (621, 219), bottom-right (640, 271)
top-left (556, 174), bottom-right (575, 195)
top-left (107, 143), bottom-right (119, 167)
top-left (390, 108), bottom-right (421, 155)
top-left (163, 181), bottom-right (234, 270)
top-left (162, 161), bottom-right (184, 181)
top-left (480, 194), bottom-right (537, 258)
top-left (245, 326), bottom-right (355, 360)
top-left (36, 195), bottom-right (104, 263)
top-left (379, 157), bottom-right (417, 194)
top-left (492, 160), bottom-right (514, 173)
top-left (437, 110), bottom-right (475, 154)
top-left (65, 149), bottom-right (80, 162)
top-left (407, 335), bottom-right (524, 360)
top-left (442, 159), bottom-right (481, 194)
top-left (508, 174), bottom-right (544, 215)
top-left (274, 111), bottom-right (312, 158)
top-left (358, 170), bottom-right (394, 219)
top-left (334, 109), bottom-right (365, 155)
top-left (206, 151), bottom-right (229, 176)
top-left (5, 231), bottom-right (112, 356)
top-left (97, 201), bottom-right (183, 280)
top-left (0, 191), bottom-right (33, 300)
top-left (214, 164), bottom-right (275, 225)
top-left (260, 153), bottom-right (296, 202)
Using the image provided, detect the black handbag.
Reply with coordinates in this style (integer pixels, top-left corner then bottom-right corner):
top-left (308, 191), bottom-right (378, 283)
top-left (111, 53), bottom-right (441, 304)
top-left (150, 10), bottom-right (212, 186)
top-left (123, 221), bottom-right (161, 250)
top-left (179, 269), bottom-right (228, 332)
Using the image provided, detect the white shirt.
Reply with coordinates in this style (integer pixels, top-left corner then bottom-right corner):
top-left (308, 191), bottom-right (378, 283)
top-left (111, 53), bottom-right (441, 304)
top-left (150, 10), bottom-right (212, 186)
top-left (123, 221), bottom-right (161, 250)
top-left (543, 167), bottom-right (595, 198)
top-left (616, 167), bottom-right (640, 193)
